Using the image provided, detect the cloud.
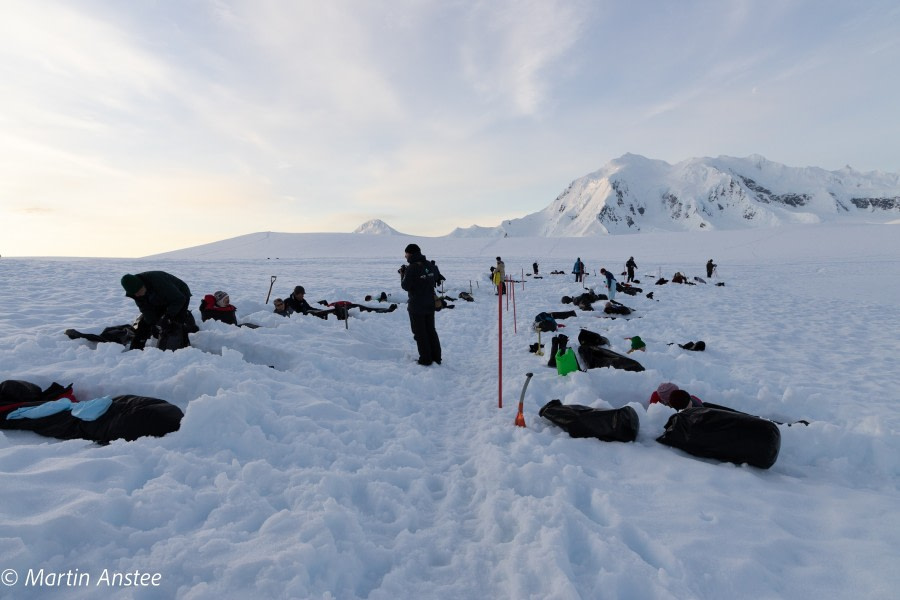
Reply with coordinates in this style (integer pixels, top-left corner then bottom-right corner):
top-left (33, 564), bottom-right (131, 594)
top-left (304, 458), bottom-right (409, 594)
top-left (459, 0), bottom-right (590, 116)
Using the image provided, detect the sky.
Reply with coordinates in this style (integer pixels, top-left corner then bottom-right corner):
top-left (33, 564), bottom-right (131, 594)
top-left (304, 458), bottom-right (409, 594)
top-left (2, 0), bottom-right (899, 258)
top-left (1, 224), bottom-right (899, 598)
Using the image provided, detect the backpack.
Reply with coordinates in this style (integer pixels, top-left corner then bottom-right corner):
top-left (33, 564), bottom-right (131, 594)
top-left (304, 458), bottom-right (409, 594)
top-left (533, 312), bottom-right (558, 332)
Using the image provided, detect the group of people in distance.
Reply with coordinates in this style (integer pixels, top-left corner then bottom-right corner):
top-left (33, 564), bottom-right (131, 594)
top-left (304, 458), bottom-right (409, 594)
top-left (118, 242), bottom-right (444, 367)
top-left (119, 250), bottom-right (717, 369)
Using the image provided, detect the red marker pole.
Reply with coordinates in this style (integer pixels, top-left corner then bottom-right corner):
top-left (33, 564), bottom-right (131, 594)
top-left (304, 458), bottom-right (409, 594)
top-left (511, 275), bottom-right (518, 334)
top-left (498, 277), bottom-right (503, 409)
top-left (506, 276), bottom-right (510, 311)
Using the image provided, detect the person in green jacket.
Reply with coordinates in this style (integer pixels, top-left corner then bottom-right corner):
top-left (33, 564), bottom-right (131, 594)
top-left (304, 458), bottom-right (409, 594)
top-left (120, 271), bottom-right (197, 351)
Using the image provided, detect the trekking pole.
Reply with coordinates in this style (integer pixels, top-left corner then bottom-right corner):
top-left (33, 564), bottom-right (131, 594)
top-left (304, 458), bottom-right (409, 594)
top-left (514, 372), bottom-right (533, 427)
top-left (265, 275), bottom-right (277, 303)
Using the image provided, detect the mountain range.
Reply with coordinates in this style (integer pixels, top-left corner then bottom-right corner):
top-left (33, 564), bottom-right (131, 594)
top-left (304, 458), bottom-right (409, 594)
top-left (443, 153), bottom-right (900, 237)
top-left (150, 154), bottom-right (899, 258)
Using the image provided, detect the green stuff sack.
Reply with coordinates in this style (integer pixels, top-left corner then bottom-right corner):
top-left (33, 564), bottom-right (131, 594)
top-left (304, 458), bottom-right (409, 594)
top-left (556, 348), bottom-right (578, 376)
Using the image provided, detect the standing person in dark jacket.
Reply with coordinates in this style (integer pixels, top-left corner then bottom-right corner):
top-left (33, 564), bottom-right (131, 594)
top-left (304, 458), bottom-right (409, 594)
top-left (706, 259), bottom-right (717, 278)
top-left (573, 257), bottom-right (585, 283)
top-left (625, 257), bottom-right (638, 283)
top-left (401, 243), bottom-right (442, 366)
top-left (120, 271), bottom-right (197, 351)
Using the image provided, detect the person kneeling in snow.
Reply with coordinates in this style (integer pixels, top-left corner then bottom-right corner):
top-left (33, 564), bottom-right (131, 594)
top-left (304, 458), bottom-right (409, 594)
top-left (121, 271), bottom-right (198, 351)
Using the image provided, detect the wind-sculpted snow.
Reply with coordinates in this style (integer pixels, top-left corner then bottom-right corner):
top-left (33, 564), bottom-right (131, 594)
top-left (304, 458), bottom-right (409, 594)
top-left (0, 223), bottom-right (898, 599)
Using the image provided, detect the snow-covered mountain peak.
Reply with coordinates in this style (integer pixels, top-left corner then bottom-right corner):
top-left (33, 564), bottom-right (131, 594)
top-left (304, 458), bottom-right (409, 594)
top-left (352, 219), bottom-right (407, 235)
top-left (449, 153), bottom-right (900, 237)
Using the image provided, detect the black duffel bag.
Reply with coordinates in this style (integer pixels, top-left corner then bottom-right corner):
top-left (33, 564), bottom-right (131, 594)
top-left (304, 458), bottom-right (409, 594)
top-left (539, 399), bottom-right (639, 443)
top-left (656, 407), bottom-right (781, 469)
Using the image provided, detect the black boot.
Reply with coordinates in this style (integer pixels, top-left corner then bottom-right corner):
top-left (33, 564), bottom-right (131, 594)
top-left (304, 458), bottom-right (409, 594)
top-left (557, 334), bottom-right (569, 353)
top-left (548, 335), bottom-right (559, 368)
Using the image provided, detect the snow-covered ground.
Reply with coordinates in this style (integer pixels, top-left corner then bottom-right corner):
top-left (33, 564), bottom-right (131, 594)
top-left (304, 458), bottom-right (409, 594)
top-left (1, 223), bottom-right (898, 599)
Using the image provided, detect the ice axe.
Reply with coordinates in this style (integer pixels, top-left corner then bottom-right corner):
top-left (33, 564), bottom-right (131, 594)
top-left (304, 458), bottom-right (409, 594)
top-left (265, 275), bottom-right (277, 304)
top-left (515, 372), bottom-right (533, 427)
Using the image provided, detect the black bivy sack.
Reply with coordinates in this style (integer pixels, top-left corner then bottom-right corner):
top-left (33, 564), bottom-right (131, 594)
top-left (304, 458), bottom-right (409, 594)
top-left (577, 328), bottom-right (609, 348)
top-left (0, 379), bottom-right (183, 444)
top-left (539, 399), bottom-right (639, 443)
top-left (656, 407), bottom-right (781, 469)
top-left (65, 324), bottom-right (137, 345)
top-left (578, 346), bottom-right (645, 372)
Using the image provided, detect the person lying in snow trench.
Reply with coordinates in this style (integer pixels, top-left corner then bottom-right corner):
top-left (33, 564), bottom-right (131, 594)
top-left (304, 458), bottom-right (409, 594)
top-left (277, 289), bottom-right (398, 319)
top-left (199, 292), bottom-right (259, 328)
top-left (283, 286), bottom-right (334, 319)
top-left (649, 382), bottom-right (703, 410)
top-left (199, 291), bottom-right (237, 325)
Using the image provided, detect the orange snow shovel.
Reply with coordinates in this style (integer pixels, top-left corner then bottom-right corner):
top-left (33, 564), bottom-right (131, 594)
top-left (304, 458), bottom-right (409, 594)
top-left (515, 372), bottom-right (533, 427)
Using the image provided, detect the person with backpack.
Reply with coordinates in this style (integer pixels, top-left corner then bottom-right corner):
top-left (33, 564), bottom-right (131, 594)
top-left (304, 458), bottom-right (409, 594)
top-left (401, 243), bottom-right (442, 366)
top-left (533, 261), bottom-right (539, 276)
top-left (120, 271), bottom-right (198, 351)
top-left (572, 257), bottom-right (585, 283)
top-left (625, 257), bottom-right (638, 283)
top-left (706, 259), bottom-right (717, 278)
top-left (599, 268), bottom-right (617, 301)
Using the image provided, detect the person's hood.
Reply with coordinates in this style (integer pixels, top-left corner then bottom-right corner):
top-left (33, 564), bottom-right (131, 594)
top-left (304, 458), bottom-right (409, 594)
top-left (655, 382), bottom-right (680, 405)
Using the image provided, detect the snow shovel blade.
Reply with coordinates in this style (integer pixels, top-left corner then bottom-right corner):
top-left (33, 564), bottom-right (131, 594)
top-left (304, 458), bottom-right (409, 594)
top-left (515, 372), bottom-right (533, 427)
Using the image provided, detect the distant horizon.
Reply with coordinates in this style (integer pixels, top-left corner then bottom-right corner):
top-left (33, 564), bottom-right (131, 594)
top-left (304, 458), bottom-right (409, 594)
top-left (5, 220), bottom-right (896, 263)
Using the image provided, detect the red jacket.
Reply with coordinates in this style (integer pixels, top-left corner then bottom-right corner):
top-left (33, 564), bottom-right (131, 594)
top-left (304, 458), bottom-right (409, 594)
top-left (199, 295), bottom-right (238, 325)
